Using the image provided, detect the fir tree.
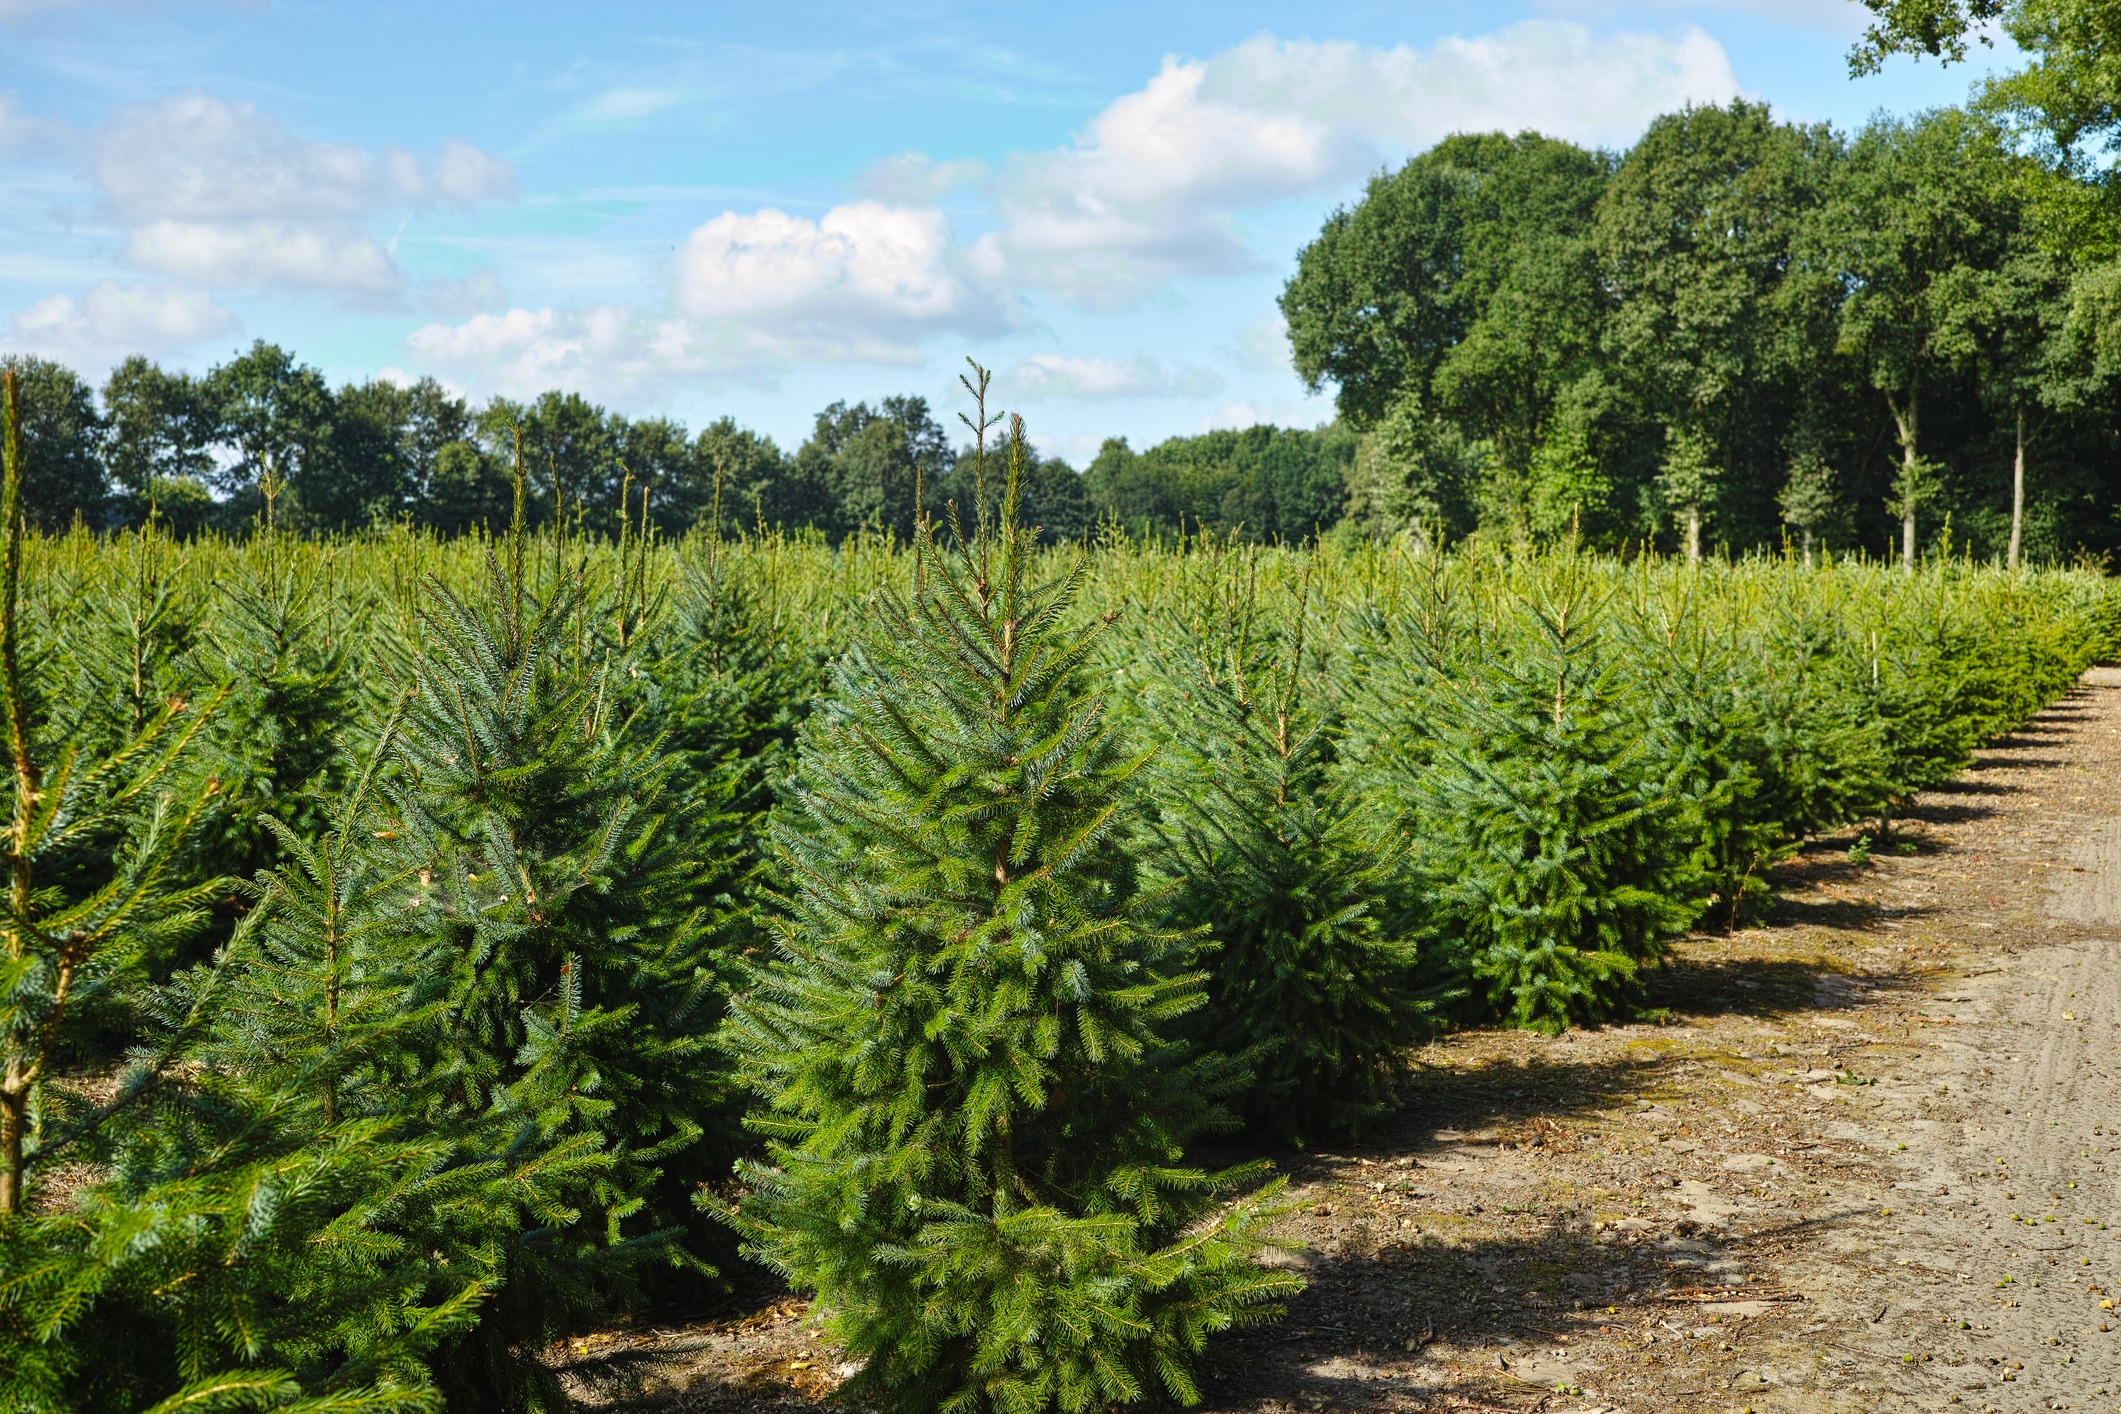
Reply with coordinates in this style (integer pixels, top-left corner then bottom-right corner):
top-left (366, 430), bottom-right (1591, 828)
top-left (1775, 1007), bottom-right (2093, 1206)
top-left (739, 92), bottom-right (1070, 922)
top-left (1136, 548), bottom-right (1422, 1141)
top-left (371, 469), bottom-right (741, 1406)
top-left (719, 388), bottom-right (1295, 1414)
top-left (0, 368), bottom-right (223, 1218)
top-left (0, 369), bottom-right (470, 1414)
top-left (1618, 583), bottom-right (1787, 931)
top-left (1412, 568), bottom-right (1703, 1031)
top-left (182, 532), bottom-right (361, 955)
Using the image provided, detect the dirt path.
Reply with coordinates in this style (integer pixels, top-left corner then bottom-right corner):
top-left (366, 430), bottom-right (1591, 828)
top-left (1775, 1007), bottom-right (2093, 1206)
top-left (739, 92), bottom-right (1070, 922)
top-left (1807, 666), bottom-right (2121, 1414)
top-left (576, 669), bottom-right (2121, 1414)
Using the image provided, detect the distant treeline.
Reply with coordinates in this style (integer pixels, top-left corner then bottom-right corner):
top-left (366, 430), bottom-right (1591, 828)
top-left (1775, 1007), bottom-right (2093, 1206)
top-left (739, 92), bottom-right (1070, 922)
top-left (0, 344), bottom-right (1354, 546)
top-left (1284, 101), bottom-right (2121, 566)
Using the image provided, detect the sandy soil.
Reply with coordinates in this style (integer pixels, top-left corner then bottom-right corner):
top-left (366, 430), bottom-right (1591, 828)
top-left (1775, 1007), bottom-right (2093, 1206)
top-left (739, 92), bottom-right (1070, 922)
top-left (566, 667), bottom-right (2121, 1414)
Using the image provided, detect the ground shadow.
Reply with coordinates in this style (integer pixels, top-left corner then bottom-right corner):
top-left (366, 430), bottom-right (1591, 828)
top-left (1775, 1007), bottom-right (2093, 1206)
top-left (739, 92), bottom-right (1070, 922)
top-left (1926, 775), bottom-right (2023, 797)
top-left (1903, 797), bottom-right (2001, 826)
top-left (1964, 754), bottom-right (2066, 773)
top-left (1646, 954), bottom-right (1900, 1021)
top-left (1190, 1211), bottom-right (1854, 1413)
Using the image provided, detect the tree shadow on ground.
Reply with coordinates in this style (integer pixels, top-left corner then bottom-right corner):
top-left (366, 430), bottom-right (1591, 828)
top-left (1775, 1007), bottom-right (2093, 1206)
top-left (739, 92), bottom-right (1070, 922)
top-left (1191, 1210), bottom-right (1854, 1413)
top-left (1927, 775), bottom-right (2022, 797)
top-left (1645, 954), bottom-right (1902, 1022)
top-left (1904, 797), bottom-right (2001, 825)
top-left (1965, 754), bottom-right (2066, 772)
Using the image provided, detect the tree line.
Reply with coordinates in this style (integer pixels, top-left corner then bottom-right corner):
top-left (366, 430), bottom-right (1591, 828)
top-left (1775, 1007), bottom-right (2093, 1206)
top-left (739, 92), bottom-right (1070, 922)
top-left (1, 345), bottom-right (1354, 548)
top-left (1284, 99), bottom-right (2121, 567)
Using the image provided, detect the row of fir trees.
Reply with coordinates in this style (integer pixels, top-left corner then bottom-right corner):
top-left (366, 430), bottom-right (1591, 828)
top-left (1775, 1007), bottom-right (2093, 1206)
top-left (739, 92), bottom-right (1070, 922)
top-left (1, 360), bottom-right (2116, 1412)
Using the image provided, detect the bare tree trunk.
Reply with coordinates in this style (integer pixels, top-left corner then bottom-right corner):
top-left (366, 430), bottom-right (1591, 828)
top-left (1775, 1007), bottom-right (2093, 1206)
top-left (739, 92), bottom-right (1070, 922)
top-left (1801, 525), bottom-right (1814, 569)
top-left (0, 1071), bottom-right (22, 1217)
top-left (1887, 385), bottom-right (1920, 574)
top-left (2009, 404), bottom-right (2025, 573)
top-left (1685, 506), bottom-right (1701, 566)
top-left (0, 372), bottom-right (27, 1220)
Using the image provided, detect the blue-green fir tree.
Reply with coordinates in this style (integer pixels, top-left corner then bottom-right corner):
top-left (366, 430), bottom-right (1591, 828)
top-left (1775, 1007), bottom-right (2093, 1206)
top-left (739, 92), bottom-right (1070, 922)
top-left (369, 481), bottom-right (744, 1407)
top-left (1412, 569), bottom-right (1704, 1031)
top-left (1136, 549), bottom-right (1423, 1141)
top-left (718, 387), bottom-right (1296, 1414)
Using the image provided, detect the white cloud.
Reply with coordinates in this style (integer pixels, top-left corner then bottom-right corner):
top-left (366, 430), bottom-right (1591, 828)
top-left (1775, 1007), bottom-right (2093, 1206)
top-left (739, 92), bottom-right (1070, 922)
top-left (1008, 353), bottom-right (1221, 400)
top-left (406, 305), bottom-right (772, 401)
top-left (126, 220), bottom-right (399, 296)
top-left (1537, 0), bottom-right (1866, 38)
top-left (92, 93), bottom-right (513, 298)
top-left (976, 23), bottom-right (1741, 308)
top-left (856, 152), bottom-right (989, 205)
top-left (402, 200), bottom-right (1018, 397)
top-left (1200, 395), bottom-right (1330, 432)
top-left (4, 280), bottom-right (235, 366)
top-left (675, 201), bottom-right (1005, 340)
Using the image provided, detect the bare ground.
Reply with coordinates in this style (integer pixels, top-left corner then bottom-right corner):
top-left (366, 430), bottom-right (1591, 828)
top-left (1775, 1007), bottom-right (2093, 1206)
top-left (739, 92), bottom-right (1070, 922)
top-left (564, 667), bottom-right (2121, 1414)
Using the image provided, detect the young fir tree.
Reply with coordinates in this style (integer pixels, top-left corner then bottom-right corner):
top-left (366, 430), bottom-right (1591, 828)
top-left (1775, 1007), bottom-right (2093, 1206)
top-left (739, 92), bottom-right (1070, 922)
top-left (1412, 568), bottom-right (1703, 1031)
top-left (1617, 584), bottom-right (1785, 931)
top-left (50, 723), bottom-right (625, 1414)
top-left (1136, 549), bottom-right (1421, 1141)
top-left (372, 466), bottom-right (744, 1407)
top-left (182, 532), bottom-right (360, 955)
top-left (718, 392), bottom-right (1295, 1414)
top-left (0, 370), bottom-right (224, 1220)
top-left (0, 370), bottom-right (467, 1414)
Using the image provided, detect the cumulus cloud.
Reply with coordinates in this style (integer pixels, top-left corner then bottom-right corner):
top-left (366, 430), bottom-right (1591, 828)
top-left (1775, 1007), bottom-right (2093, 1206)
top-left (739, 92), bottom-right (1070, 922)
top-left (974, 23), bottom-right (1740, 308)
top-left (675, 201), bottom-right (1007, 340)
top-left (93, 94), bottom-right (513, 299)
top-left (1008, 354), bottom-right (1221, 400)
top-left (411, 200), bottom-right (1015, 398)
top-left (405, 305), bottom-right (780, 401)
top-left (126, 219), bottom-right (399, 296)
top-left (4, 280), bottom-right (236, 366)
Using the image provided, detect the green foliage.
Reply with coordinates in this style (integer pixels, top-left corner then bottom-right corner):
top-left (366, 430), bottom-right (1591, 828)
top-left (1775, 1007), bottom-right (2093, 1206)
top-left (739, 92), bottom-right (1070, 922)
top-left (1132, 550), bottom-right (1424, 1139)
top-left (184, 539), bottom-right (362, 947)
top-left (1345, 395), bottom-right (1482, 547)
top-left (1403, 572), bottom-right (1704, 1031)
top-left (1282, 130), bottom-right (1610, 456)
top-left (374, 534), bottom-right (739, 1354)
top-left (1085, 425), bottom-right (1355, 544)
top-left (0, 356), bottom-right (107, 531)
top-left (720, 412), bottom-right (1297, 1413)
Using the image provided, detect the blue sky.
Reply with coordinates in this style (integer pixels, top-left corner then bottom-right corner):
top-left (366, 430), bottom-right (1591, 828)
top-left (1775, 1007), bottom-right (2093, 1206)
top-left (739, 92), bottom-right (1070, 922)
top-left (0, 0), bottom-right (2014, 462)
